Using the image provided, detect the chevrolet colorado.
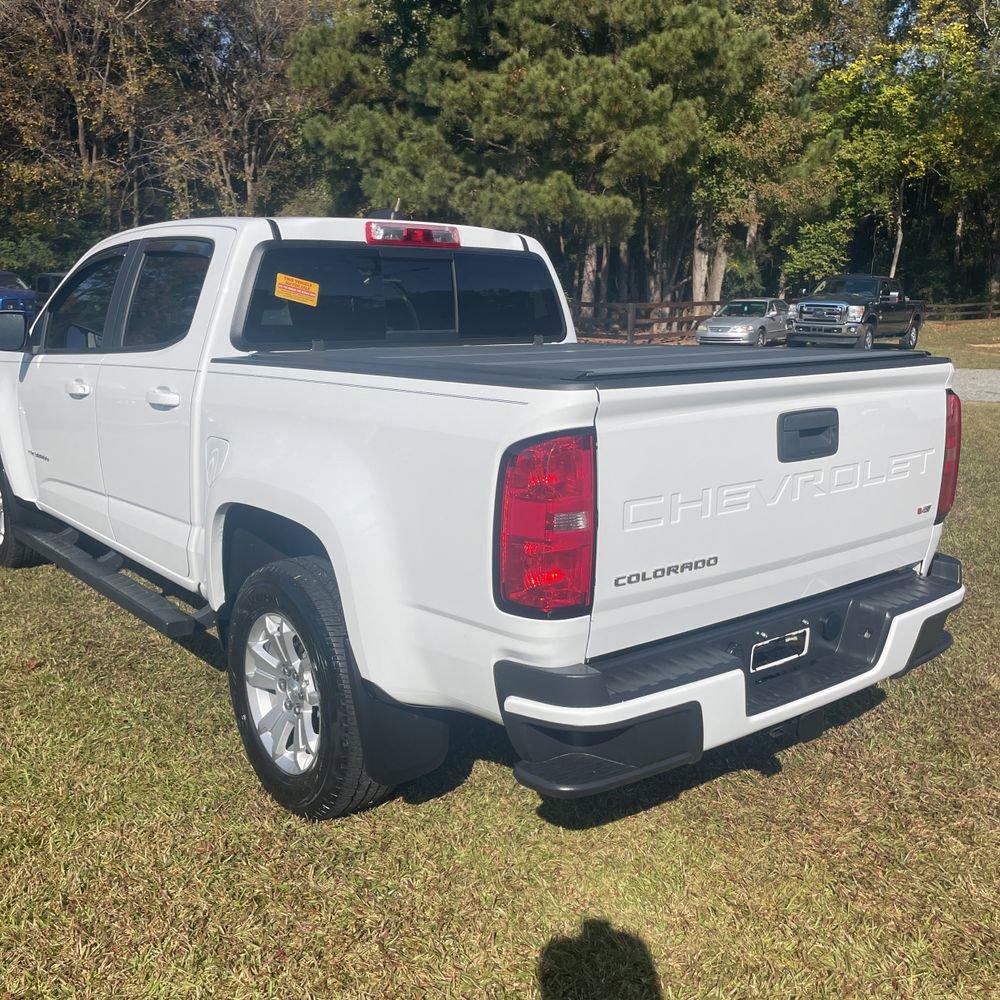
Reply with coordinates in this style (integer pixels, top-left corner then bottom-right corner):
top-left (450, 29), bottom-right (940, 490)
top-left (789, 274), bottom-right (924, 350)
top-left (0, 218), bottom-right (964, 818)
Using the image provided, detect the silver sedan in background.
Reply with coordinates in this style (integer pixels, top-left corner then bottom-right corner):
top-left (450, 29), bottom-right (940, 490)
top-left (696, 298), bottom-right (790, 347)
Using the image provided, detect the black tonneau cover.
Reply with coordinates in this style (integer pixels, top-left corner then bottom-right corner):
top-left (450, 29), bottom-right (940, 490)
top-left (213, 343), bottom-right (947, 390)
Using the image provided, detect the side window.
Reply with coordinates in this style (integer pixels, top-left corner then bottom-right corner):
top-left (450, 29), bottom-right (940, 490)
top-left (122, 240), bottom-right (212, 349)
top-left (890, 280), bottom-right (903, 300)
top-left (879, 280), bottom-right (892, 299)
top-left (43, 254), bottom-right (124, 352)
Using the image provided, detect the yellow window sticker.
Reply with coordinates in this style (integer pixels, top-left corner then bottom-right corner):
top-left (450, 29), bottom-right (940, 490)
top-left (274, 272), bottom-right (320, 307)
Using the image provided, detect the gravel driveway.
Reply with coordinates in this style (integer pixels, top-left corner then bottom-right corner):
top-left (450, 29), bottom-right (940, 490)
top-left (952, 368), bottom-right (1000, 402)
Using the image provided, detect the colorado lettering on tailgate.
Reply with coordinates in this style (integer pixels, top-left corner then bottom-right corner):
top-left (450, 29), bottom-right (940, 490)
top-left (614, 556), bottom-right (719, 587)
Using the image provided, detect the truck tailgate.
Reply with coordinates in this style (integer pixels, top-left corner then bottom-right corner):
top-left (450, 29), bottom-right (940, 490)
top-left (588, 362), bottom-right (952, 658)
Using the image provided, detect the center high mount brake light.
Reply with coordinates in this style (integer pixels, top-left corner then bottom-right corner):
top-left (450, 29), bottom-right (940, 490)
top-left (364, 220), bottom-right (461, 249)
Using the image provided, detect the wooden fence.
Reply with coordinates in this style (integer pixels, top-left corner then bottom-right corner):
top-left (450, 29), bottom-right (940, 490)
top-left (572, 300), bottom-right (722, 343)
top-left (924, 301), bottom-right (997, 322)
top-left (572, 297), bottom-right (997, 344)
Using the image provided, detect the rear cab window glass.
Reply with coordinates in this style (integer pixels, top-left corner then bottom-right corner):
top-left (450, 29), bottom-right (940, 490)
top-left (239, 244), bottom-right (564, 348)
top-left (455, 254), bottom-right (563, 341)
top-left (382, 255), bottom-right (455, 333)
top-left (245, 246), bottom-right (382, 343)
top-left (123, 239), bottom-right (212, 349)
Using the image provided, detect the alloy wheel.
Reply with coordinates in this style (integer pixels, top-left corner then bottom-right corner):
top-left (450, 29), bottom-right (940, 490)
top-left (243, 612), bottom-right (322, 775)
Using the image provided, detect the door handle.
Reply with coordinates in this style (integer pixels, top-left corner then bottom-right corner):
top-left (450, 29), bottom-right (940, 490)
top-left (146, 386), bottom-right (181, 409)
top-left (65, 379), bottom-right (91, 399)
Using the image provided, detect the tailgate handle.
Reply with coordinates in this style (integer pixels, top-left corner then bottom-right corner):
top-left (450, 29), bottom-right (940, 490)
top-left (778, 408), bottom-right (839, 462)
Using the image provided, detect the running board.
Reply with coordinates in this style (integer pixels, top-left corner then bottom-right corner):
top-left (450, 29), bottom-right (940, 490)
top-left (14, 526), bottom-right (213, 639)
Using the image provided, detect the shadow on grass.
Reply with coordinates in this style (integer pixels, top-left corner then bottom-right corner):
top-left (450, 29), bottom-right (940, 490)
top-left (537, 918), bottom-right (662, 999)
top-left (400, 684), bottom-right (887, 829)
top-left (398, 713), bottom-right (519, 805)
top-left (176, 629), bottom-right (228, 671)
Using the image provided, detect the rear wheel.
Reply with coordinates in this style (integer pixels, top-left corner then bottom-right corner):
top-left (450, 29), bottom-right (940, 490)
top-left (0, 470), bottom-right (40, 569)
top-left (855, 325), bottom-right (874, 351)
top-left (755, 328), bottom-right (767, 347)
top-left (900, 320), bottom-right (920, 350)
top-left (227, 555), bottom-right (390, 819)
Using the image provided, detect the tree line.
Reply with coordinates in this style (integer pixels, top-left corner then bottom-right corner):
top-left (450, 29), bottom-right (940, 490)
top-left (0, 0), bottom-right (997, 306)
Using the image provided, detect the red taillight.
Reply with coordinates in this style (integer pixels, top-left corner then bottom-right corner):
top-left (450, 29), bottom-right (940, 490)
top-left (496, 431), bottom-right (596, 618)
top-left (365, 220), bottom-right (460, 248)
top-left (935, 390), bottom-right (962, 523)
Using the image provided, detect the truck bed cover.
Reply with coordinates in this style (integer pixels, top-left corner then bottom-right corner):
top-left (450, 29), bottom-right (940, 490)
top-left (214, 343), bottom-right (948, 390)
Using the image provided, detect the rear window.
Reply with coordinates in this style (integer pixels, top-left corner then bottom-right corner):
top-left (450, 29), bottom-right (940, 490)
top-left (240, 244), bottom-right (564, 347)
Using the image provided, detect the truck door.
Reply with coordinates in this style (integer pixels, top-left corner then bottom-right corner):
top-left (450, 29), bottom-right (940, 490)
top-left (17, 246), bottom-right (130, 538)
top-left (96, 232), bottom-right (225, 582)
top-left (889, 279), bottom-right (907, 332)
top-left (877, 279), bottom-right (907, 334)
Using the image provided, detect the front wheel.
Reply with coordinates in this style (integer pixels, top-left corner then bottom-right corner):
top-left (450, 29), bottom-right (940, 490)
top-left (755, 328), bottom-right (767, 347)
top-left (855, 325), bottom-right (875, 351)
top-left (227, 555), bottom-right (390, 819)
top-left (900, 321), bottom-right (920, 350)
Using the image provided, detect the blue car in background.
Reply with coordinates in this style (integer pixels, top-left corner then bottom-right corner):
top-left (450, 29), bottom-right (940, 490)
top-left (0, 270), bottom-right (38, 317)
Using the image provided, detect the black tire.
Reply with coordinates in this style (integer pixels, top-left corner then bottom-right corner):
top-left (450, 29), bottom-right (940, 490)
top-left (227, 555), bottom-right (390, 819)
top-left (755, 328), bottom-right (767, 347)
top-left (899, 320), bottom-right (920, 350)
top-left (855, 325), bottom-right (875, 351)
top-left (0, 468), bottom-right (41, 569)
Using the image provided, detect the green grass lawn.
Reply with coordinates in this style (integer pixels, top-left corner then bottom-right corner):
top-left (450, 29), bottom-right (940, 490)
top-left (2, 409), bottom-right (998, 999)
top-left (921, 318), bottom-right (1000, 369)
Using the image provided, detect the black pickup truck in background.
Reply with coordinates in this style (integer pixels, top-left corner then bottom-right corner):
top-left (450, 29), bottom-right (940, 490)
top-left (788, 274), bottom-right (924, 351)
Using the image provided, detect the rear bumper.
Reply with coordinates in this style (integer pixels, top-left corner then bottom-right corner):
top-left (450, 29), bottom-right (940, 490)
top-left (495, 556), bottom-right (964, 798)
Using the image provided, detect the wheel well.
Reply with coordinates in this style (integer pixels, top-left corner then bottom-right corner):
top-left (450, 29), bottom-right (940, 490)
top-left (221, 505), bottom-right (330, 606)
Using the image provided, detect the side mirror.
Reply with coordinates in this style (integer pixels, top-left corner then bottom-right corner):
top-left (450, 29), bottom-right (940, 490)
top-left (0, 310), bottom-right (28, 352)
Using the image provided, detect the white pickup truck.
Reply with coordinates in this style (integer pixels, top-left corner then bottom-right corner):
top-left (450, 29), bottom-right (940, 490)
top-left (0, 217), bottom-right (965, 818)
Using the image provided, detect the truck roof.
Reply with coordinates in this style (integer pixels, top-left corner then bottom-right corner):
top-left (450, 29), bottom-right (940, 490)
top-left (88, 216), bottom-right (531, 254)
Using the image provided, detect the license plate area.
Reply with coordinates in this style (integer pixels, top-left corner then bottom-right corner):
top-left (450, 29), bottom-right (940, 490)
top-left (750, 628), bottom-right (810, 673)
